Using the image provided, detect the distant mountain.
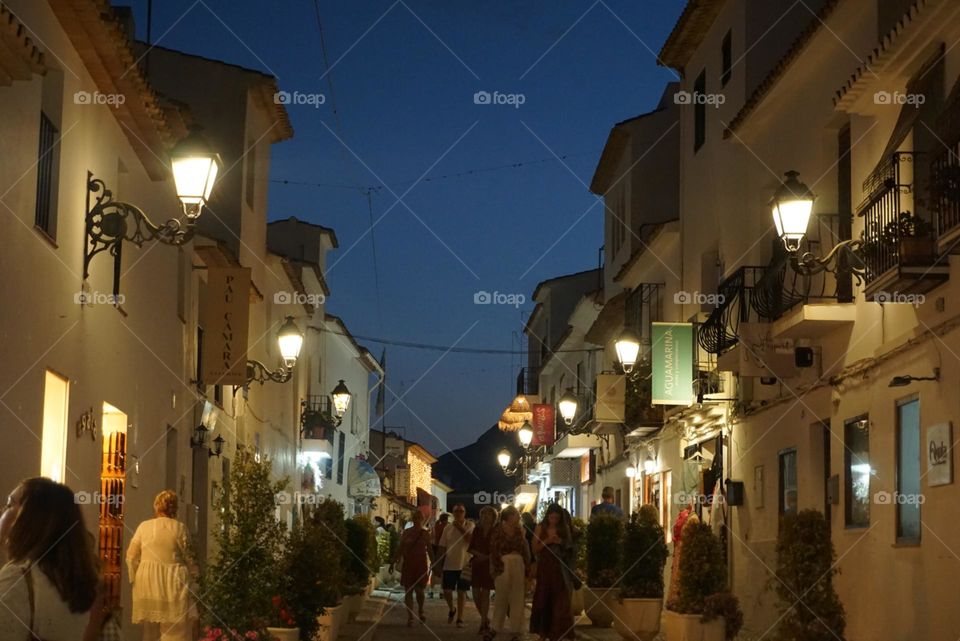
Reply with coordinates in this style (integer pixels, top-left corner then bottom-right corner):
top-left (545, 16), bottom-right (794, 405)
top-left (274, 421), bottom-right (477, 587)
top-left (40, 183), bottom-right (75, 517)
top-left (433, 424), bottom-right (523, 515)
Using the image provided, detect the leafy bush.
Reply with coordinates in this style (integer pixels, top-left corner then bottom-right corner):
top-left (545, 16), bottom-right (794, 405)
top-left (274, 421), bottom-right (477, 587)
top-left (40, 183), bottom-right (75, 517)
top-left (344, 515), bottom-right (378, 595)
top-left (572, 517), bottom-right (588, 581)
top-left (282, 515), bottom-right (326, 640)
top-left (704, 591), bottom-right (744, 640)
top-left (619, 505), bottom-right (668, 599)
top-left (376, 529), bottom-right (392, 568)
top-left (774, 510), bottom-right (845, 641)
top-left (312, 498), bottom-right (347, 607)
top-left (200, 448), bottom-right (288, 635)
top-left (586, 514), bottom-right (623, 588)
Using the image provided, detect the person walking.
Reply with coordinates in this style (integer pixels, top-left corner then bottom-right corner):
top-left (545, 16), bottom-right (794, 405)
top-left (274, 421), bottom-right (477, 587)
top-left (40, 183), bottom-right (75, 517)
top-left (429, 513), bottom-right (449, 598)
top-left (126, 490), bottom-right (196, 641)
top-left (590, 486), bottom-right (624, 519)
top-left (530, 503), bottom-right (576, 641)
top-left (469, 507), bottom-right (497, 633)
top-left (393, 510), bottom-right (433, 626)
top-left (437, 503), bottom-right (474, 627)
top-left (487, 506), bottom-right (530, 641)
top-left (0, 477), bottom-right (100, 641)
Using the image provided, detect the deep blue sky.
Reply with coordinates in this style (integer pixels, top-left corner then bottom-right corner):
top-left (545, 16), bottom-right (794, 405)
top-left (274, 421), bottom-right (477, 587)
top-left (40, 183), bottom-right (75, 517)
top-left (126, 0), bottom-right (685, 454)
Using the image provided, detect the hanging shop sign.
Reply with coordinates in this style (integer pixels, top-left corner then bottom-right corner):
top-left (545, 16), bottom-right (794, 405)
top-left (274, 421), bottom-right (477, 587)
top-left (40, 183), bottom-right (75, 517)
top-left (201, 267), bottom-right (251, 386)
top-left (652, 322), bottom-right (694, 405)
top-left (927, 422), bottom-right (953, 486)
top-left (348, 457), bottom-right (382, 498)
top-left (531, 404), bottom-right (555, 446)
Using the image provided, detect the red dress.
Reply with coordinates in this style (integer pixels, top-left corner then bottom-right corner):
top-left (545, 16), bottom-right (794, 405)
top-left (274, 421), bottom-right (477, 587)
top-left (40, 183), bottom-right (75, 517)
top-left (469, 525), bottom-right (495, 589)
top-left (399, 526), bottom-right (431, 589)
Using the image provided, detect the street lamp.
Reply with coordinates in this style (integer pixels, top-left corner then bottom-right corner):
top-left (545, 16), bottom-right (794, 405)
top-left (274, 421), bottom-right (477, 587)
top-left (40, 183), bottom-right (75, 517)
top-left (625, 465), bottom-right (637, 478)
top-left (331, 379), bottom-right (352, 421)
top-left (771, 170), bottom-right (865, 280)
top-left (247, 317), bottom-right (304, 385)
top-left (84, 129), bottom-right (222, 298)
top-left (644, 455), bottom-right (657, 474)
top-left (558, 388), bottom-right (578, 426)
top-left (518, 421), bottom-right (534, 448)
top-left (497, 449), bottom-right (512, 469)
top-left (615, 329), bottom-right (641, 374)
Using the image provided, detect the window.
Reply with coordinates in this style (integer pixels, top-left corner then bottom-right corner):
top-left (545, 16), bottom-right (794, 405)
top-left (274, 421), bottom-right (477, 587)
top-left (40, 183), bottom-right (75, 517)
top-left (779, 449), bottom-right (798, 518)
top-left (245, 140), bottom-right (257, 208)
top-left (721, 31), bottom-right (732, 86)
top-left (336, 431), bottom-right (346, 484)
top-left (41, 370), bottom-right (70, 482)
top-left (844, 416), bottom-right (871, 527)
top-left (693, 69), bottom-right (706, 152)
top-left (896, 398), bottom-right (921, 542)
top-left (34, 112), bottom-right (60, 237)
top-left (196, 327), bottom-right (205, 388)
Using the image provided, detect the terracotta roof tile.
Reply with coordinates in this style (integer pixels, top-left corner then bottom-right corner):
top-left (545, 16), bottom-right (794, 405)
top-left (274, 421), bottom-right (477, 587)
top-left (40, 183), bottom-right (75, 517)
top-left (658, 0), bottom-right (726, 71)
top-left (0, 2), bottom-right (46, 85)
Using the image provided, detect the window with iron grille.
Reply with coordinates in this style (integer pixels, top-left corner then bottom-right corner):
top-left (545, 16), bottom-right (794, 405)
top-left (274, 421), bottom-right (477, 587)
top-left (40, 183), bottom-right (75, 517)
top-left (337, 431), bottom-right (346, 484)
top-left (721, 31), bottom-right (732, 87)
top-left (694, 70), bottom-right (706, 152)
top-left (34, 112), bottom-right (59, 237)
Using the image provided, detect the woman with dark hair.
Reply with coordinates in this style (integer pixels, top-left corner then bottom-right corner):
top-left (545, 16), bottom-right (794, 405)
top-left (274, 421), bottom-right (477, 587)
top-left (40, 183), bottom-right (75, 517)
top-left (529, 503), bottom-right (576, 641)
top-left (392, 510), bottom-right (433, 626)
top-left (126, 490), bottom-right (195, 641)
top-left (0, 477), bottom-right (100, 640)
top-left (468, 506), bottom-right (498, 634)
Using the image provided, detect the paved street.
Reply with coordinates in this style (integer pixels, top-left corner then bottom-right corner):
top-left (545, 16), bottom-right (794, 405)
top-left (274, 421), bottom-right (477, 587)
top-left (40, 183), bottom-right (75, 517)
top-left (340, 585), bottom-right (647, 641)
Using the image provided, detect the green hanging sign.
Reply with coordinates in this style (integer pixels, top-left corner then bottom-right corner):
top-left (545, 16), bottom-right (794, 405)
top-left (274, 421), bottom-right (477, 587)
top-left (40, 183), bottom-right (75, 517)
top-left (652, 322), bottom-right (694, 405)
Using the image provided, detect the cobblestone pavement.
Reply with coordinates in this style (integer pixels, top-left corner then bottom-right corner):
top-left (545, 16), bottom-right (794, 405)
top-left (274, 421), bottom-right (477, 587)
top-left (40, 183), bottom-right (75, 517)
top-left (338, 585), bottom-right (664, 641)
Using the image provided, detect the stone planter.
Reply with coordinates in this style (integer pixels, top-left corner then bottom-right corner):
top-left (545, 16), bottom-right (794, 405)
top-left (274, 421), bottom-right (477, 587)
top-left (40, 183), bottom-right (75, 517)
top-left (265, 628), bottom-right (299, 641)
top-left (583, 586), bottom-right (619, 628)
top-left (570, 585), bottom-right (585, 617)
top-left (663, 610), bottom-right (725, 641)
top-left (899, 237), bottom-right (936, 266)
top-left (316, 604), bottom-right (343, 641)
top-left (612, 598), bottom-right (662, 641)
top-left (342, 592), bottom-right (365, 623)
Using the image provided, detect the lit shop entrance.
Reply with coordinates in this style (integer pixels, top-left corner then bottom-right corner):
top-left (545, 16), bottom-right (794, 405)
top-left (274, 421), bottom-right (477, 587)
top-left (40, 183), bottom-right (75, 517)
top-left (99, 402), bottom-right (127, 609)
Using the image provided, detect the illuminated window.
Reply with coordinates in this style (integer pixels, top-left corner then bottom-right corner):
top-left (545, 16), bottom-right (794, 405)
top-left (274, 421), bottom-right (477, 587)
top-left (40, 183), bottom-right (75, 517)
top-left (844, 417), bottom-right (870, 527)
top-left (40, 370), bottom-right (69, 482)
top-left (779, 448), bottom-right (797, 518)
top-left (896, 398), bottom-right (921, 542)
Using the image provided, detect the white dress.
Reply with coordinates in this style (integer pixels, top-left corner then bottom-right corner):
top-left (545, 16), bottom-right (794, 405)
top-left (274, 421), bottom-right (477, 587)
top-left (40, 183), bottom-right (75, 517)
top-left (0, 561), bottom-right (90, 641)
top-left (126, 517), bottom-right (194, 624)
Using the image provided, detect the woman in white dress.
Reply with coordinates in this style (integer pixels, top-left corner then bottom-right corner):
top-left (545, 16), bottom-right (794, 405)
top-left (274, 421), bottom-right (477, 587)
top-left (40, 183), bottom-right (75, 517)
top-left (0, 477), bottom-right (100, 641)
top-left (127, 490), bottom-right (195, 641)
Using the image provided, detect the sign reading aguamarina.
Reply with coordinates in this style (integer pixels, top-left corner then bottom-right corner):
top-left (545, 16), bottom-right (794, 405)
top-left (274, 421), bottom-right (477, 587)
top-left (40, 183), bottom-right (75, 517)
top-left (652, 322), bottom-right (694, 405)
top-left (201, 267), bottom-right (251, 386)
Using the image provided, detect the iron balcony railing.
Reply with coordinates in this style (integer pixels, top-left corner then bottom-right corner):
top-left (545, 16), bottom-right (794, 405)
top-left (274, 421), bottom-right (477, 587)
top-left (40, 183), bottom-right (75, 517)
top-left (932, 142), bottom-right (960, 240)
top-left (697, 266), bottom-right (765, 355)
top-left (516, 366), bottom-right (540, 396)
top-left (624, 283), bottom-right (664, 367)
top-left (300, 395), bottom-right (336, 440)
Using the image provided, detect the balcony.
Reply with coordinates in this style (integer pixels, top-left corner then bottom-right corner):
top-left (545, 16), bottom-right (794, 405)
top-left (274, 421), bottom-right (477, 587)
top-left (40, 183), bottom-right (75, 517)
top-left (516, 366), bottom-right (539, 396)
top-left (859, 151), bottom-right (948, 301)
top-left (300, 395), bottom-right (337, 444)
top-left (697, 266), bottom-right (765, 355)
top-left (623, 369), bottom-right (663, 436)
top-left (932, 138), bottom-right (960, 253)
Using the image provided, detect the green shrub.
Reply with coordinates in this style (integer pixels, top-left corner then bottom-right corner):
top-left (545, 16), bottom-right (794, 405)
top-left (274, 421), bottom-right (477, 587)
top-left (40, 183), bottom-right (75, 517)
top-left (619, 505), bottom-right (668, 599)
top-left (774, 510), bottom-right (845, 641)
top-left (572, 517), bottom-right (588, 581)
top-left (586, 514), bottom-right (623, 588)
top-left (312, 498), bottom-right (347, 607)
top-left (344, 515), bottom-right (378, 595)
top-left (283, 516), bottom-right (326, 639)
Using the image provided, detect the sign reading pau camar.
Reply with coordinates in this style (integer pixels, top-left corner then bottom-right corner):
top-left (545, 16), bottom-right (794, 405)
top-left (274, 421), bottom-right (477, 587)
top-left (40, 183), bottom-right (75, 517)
top-left (201, 267), bottom-right (251, 386)
top-left (652, 322), bottom-right (694, 405)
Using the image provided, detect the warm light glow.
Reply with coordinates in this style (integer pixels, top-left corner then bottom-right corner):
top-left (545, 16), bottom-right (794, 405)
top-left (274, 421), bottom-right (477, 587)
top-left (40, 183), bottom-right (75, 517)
top-left (40, 371), bottom-right (69, 483)
top-left (644, 457), bottom-right (657, 475)
top-left (615, 328), bottom-right (641, 373)
top-left (625, 466), bottom-right (637, 478)
top-left (558, 388), bottom-right (578, 425)
top-left (771, 170), bottom-right (815, 252)
top-left (277, 317), bottom-right (304, 367)
top-left (332, 379), bottom-right (352, 418)
top-left (497, 449), bottom-right (512, 469)
top-left (170, 129), bottom-right (221, 217)
top-left (518, 421), bottom-right (534, 447)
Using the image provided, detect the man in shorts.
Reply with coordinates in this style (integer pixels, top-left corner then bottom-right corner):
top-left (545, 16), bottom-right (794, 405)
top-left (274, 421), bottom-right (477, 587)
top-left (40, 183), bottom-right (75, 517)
top-left (437, 503), bottom-right (474, 627)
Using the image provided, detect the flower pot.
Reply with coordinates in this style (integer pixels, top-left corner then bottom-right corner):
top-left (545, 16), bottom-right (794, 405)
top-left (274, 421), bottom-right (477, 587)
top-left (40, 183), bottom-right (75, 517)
top-left (583, 586), bottom-right (619, 627)
top-left (343, 593), bottom-right (365, 623)
top-left (265, 627), bottom-right (299, 641)
top-left (316, 604), bottom-right (343, 641)
top-left (663, 610), bottom-right (725, 641)
top-left (613, 598), bottom-right (662, 641)
top-left (570, 585), bottom-right (585, 617)
top-left (899, 237), bottom-right (936, 266)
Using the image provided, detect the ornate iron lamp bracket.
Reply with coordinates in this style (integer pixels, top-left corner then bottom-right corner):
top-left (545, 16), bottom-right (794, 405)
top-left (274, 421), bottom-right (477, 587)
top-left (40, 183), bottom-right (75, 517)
top-left (245, 360), bottom-right (293, 385)
top-left (790, 238), bottom-right (866, 286)
top-left (84, 172), bottom-right (194, 298)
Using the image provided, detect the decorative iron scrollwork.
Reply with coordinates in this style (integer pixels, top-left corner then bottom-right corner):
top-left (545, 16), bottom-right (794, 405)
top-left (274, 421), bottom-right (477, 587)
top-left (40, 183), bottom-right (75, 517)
top-left (246, 360), bottom-right (293, 385)
top-left (791, 238), bottom-right (866, 286)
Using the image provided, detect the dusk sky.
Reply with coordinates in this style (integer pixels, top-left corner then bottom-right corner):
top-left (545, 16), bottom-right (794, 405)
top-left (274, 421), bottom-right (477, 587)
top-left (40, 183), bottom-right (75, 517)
top-left (125, 0), bottom-right (686, 454)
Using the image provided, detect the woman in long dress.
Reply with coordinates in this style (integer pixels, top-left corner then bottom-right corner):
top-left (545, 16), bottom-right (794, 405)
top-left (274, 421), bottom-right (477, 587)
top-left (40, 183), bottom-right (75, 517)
top-left (393, 510), bottom-right (433, 627)
top-left (469, 506), bottom-right (497, 634)
top-left (126, 490), bottom-right (195, 641)
top-left (488, 506), bottom-right (531, 641)
top-left (530, 503), bottom-right (576, 641)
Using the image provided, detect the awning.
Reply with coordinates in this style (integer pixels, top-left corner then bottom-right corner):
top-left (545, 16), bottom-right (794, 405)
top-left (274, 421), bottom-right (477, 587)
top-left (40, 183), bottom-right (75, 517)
top-left (348, 458), bottom-right (381, 498)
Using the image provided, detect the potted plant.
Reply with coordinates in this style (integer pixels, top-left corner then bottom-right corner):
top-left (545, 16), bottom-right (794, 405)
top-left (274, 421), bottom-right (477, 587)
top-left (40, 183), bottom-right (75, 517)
top-left (312, 498), bottom-right (347, 641)
top-left (281, 512), bottom-right (329, 641)
top-left (614, 506), bottom-right (668, 641)
top-left (665, 521), bottom-right (742, 641)
top-left (200, 448), bottom-right (289, 638)
top-left (880, 211), bottom-right (935, 266)
top-left (774, 510), bottom-right (845, 641)
top-left (570, 517), bottom-right (588, 617)
top-left (583, 514), bottom-right (624, 627)
top-left (342, 515), bottom-right (377, 622)
top-left (265, 595), bottom-right (299, 641)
